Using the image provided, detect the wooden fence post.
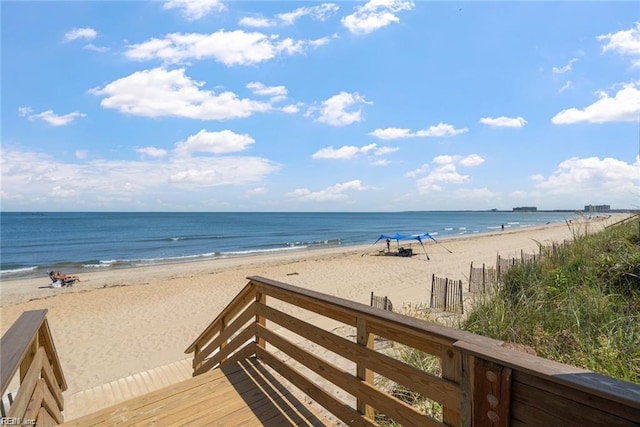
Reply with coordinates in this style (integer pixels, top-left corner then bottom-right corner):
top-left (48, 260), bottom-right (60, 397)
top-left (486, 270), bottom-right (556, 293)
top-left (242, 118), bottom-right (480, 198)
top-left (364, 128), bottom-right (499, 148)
top-left (430, 274), bottom-right (435, 308)
top-left (444, 278), bottom-right (449, 311)
top-left (356, 317), bottom-right (374, 419)
top-left (482, 263), bottom-right (486, 292)
top-left (469, 262), bottom-right (473, 292)
top-left (459, 280), bottom-right (463, 314)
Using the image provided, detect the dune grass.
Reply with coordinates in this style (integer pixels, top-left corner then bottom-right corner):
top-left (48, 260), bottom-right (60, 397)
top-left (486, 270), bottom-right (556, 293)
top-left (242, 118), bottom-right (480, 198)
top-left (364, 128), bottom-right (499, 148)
top-left (464, 216), bottom-right (640, 382)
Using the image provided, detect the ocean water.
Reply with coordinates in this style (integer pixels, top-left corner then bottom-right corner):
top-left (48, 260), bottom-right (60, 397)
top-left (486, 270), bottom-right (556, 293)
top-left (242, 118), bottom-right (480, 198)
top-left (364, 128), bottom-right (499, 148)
top-left (0, 211), bottom-right (576, 279)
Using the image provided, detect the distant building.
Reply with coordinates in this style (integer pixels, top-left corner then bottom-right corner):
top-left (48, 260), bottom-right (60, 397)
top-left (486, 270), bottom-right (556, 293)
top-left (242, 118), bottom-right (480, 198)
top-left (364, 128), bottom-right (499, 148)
top-left (513, 207), bottom-right (537, 212)
top-left (584, 205), bottom-right (610, 213)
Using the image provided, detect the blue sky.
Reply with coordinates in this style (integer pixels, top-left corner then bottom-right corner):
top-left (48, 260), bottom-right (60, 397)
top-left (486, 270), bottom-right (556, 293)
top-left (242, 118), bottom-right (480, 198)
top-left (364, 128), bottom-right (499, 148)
top-left (2, 1), bottom-right (639, 212)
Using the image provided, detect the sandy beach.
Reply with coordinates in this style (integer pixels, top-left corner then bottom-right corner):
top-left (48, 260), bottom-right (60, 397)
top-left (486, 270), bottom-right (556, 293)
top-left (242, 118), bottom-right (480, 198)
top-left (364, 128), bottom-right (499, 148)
top-left (0, 214), bottom-right (627, 396)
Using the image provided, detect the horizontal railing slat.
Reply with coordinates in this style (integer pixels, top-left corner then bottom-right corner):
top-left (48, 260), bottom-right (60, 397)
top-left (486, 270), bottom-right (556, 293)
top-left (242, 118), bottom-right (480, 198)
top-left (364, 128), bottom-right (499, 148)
top-left (255, 346), bottom-right (376, 427)
top-left (185, 282), bottom-right (256, 354)
top-left (257, 302), bottom-right (460, 409)
top-left (256, 324), bottom-right (443, 427)
top-left (7, 346), bottom-right (45, 418)
top-left (194, 301), bottom-right (258, 367)
top-left (194, 324), bottom-right (257, 376)
top-left (251, 276), bottom-right (503, 349)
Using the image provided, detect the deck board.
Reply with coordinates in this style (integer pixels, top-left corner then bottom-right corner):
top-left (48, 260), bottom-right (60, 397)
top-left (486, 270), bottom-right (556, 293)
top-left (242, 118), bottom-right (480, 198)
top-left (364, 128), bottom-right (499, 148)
top-left (59, 358), bottom-right (329, 426)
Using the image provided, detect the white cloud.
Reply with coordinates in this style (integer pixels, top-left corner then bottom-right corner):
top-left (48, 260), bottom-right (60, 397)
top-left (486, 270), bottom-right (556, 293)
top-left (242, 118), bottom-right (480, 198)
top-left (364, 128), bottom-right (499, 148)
top-left (598, 23), bottom-right (640, 68)
top-left (287, 180), bottom-right (366, 202)
top-left (460, 154), bottom-right (485, 167)
top-left (598, 22), bottom-right (640, 57)
top-left (136, 147), bottom-right (169, 158)
top-left (558, 81), bottom-right (573, 94)
top-left (478, 116), bottom-right (527, 128)
top-left (239, 17), bottom-right (276, 28)
top-left (90, 67), bottom-right (272, 120)
top-left (240, 3), bottom-right (339, 28)
top-left (342, 0), bottom-right (415, 35)
top-left (0, 146), bottom-right (281, 208)
top-left (75, 150), bottom-right (89, 160)
top-left (407, 154), bottom-right (484, 194)
top-left (552, 82), bottom-right (640, 124)
top-left (534, 156), bottom-right (640, 202)
top-left (415, 163), bottom-right (470, 194)
top-left (314, 92), bottom-right (371, 126)
top-left (83, 43), bottom-right (110, 53)
top-left (552, 58), bottom-right (578, 74)
top-left (369, 122), bottom-right (468, 139)
top-left (281, 103), bottom-right (303, 114)
top-left (312, 143), bottom-right (394, 160)
top-left (277, 3), bottom-right (339, 25)
top-left (125, 30), bottom-right (325, 66)
top-left (244, 187), bottom-right (268, 197)
top-left (246, 82), bottom-right (287, 102)
top-left (175, 130), bottom-right (255, 155)
top-left (21, 109), bottom-right (86, 126)
top-left (63, 27), bottom-right (97, 42)
top-left (162, 0), bottom-right (225, 20)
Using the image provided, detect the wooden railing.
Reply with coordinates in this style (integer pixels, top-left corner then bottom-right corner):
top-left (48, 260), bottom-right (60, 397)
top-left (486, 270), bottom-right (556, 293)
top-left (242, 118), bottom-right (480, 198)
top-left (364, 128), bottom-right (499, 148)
top-left (1, 309), bottom-right (67, 426)
top-left (185, 276), bottom-right (640, 426)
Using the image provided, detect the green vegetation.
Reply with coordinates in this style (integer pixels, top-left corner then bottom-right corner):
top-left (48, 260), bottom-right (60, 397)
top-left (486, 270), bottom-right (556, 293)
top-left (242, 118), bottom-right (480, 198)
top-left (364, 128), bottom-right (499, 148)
top-left (464, 216), bottom-right (640, 382)
top-left (373, 218), bottom-right (638, 426)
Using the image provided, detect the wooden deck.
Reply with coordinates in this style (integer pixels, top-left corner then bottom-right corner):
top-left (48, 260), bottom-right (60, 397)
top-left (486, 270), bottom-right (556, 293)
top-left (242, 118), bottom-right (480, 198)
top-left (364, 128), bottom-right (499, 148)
top-left (59, 358), bottom-right (329, 427)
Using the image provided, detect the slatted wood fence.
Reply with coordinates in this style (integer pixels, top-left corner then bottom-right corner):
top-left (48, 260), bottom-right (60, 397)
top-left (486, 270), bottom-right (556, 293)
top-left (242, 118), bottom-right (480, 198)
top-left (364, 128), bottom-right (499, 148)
top-left (468, 262), bottom-right (497, 293)
top-left (370, 292), bottom-right (393, 312)
top-left (429, 274), bottom-right (464, 314)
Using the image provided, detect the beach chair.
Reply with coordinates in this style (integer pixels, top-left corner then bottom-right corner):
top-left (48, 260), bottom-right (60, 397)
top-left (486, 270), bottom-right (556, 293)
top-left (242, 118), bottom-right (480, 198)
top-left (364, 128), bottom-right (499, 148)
top-left (48, 271), bottom-right (79, 287)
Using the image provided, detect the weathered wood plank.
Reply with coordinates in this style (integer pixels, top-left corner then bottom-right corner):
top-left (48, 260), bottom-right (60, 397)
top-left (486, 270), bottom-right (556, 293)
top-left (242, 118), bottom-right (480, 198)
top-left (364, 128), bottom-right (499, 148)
top-left (193, 323), bottom-right (257, 375)
top-left (185, 282), bottom-right (256, 354)
top-left (257, 302), bottom-right (460, 408)
top-left (511, 380), bottom-right (637, 426)
top-left (22, 378), bottom-right (44, 422)
top-left (59, 368), bottom-right (236, 426)
top-left (36, 406), bottom-right (57, 427)
top-left (356, 316), bottom-right (374, 419)
top-left (472, 357), bottom-right (511, 426)
top-left (42, 382), bottom-right (64, 424)
top-left (7, 346), bottom-right (44, 418)
top-left (250, 276), bottom-right (503, 348)
top-left (0, 310), bottom-right (47, 393)
top-left (442, 345), bottom-right (463, 426)
top-left (40, 351), bottom-right (64, 411)
top-left (454, 340), bottom-right (640, 411)
top-left (38, 319), bottom-right (67, 391)
top-left (256, 324), bottom-right (442, 427)
top-left (193, 301), bottom-right (257, 366)
top-left (255, 347), bottom-right (374, 427)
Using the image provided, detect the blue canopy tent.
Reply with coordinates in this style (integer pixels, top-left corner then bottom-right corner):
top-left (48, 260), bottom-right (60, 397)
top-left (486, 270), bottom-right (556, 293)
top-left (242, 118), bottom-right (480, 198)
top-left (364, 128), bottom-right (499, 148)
top-left (363, 232), bottom-right (443, 260)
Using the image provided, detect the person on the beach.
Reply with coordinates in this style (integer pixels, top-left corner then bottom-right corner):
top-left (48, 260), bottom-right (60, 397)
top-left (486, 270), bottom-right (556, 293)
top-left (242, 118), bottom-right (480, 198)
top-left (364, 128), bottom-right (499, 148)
top-left (386, 239), bottom-right (391, 252)
top-left (501, 224), bottom-right (504, 231)
top-left (50, 271), bottom-right (80, 282)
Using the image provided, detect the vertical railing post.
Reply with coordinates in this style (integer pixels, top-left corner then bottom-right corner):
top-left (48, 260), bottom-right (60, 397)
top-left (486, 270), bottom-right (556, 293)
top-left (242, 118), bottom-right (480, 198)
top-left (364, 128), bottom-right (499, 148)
top-left (441, 345), bottom-right (462, 426)
top-left (472, 356), bottom-right (512, 426)
top-left (469, 262), bottom-right (473, 292)
top-left (356, 317), bottom-right (374, 420)
top-left (256, 291), bottom-right (266, 350)
top-left (459, 280), bottom-right (463, 314)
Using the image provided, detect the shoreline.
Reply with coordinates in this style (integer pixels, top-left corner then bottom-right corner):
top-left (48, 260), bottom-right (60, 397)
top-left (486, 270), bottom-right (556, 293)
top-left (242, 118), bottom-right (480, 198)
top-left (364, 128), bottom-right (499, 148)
top-left (0, 213), bottom-right (629, 395)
